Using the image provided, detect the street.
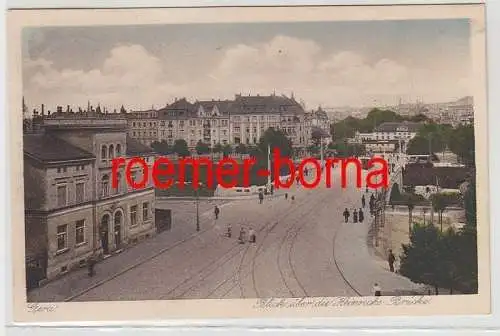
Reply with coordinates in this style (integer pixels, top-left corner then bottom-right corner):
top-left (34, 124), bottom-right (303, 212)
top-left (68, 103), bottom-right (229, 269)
top-left (64, 165), bottom-right (369, 301)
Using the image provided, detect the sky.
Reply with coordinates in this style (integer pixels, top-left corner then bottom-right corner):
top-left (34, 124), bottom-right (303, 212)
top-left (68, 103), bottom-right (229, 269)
top-left (22, 19), bottom-right (472, 113)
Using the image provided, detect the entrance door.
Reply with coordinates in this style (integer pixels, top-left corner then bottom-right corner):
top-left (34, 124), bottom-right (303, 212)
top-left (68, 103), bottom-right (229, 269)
top-left (101, 214), bottom-right (110, 255)
top-left (114, 211), bottom-right (123, 249)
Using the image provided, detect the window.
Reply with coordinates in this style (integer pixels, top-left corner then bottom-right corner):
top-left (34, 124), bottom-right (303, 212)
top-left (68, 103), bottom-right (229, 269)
top-left (75, 183), bottom-right (85, 203)
top-left (101, 175), bottom-right (109, 197)
top-left (130, 205), bottom-right (138, 226)
top-left (57, 185), bottom-right (67, 207)
top-left (101, 145), bottom-right (107, 161)
top-left (143, 202), bottom-right (149, 220)
top-left (109, 144), bottom-right (114, 159)
top-left (75, 220), bottom-right (85, 245)
top-left (56, 225), bottom-right (67, 251)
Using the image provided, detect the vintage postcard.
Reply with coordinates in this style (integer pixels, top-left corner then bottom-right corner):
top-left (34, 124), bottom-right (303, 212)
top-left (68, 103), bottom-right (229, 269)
top-left (8, 4), bottom-right (490, 323)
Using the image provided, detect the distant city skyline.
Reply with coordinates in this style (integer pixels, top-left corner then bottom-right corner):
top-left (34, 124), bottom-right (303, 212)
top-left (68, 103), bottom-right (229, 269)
top-left (22, 19), bottom-right (472, 112)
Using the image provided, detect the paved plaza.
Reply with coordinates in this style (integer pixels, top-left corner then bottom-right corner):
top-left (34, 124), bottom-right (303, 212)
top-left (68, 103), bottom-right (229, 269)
top-left (28, 166), bottom-right (422, 302)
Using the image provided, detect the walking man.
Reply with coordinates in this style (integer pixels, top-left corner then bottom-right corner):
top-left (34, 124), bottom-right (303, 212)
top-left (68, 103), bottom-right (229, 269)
top-left (388, 249), bottom-right (396, 272)
top-left (358, 208), bottom-right (364, 223)
top-left (343, 208), bottom-right (350, 223)
top-left (353, 209), bottom-right (358, 223)
top-left (362, 194), bottom-right (366, 208)
top-left (214, 205), bottom-right (220, 220)
top-left (285, 193), bottom-right (288, 200)
top-left (259, 192), bottom-right (264, 204)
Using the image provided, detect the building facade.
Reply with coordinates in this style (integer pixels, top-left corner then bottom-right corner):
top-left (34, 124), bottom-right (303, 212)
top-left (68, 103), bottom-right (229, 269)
top-left (353, 121), bottom-right (421, 154)
top-left (24, 111), bottom-right (156, 285)
top-left (126, 93), bottom-right (322, 150)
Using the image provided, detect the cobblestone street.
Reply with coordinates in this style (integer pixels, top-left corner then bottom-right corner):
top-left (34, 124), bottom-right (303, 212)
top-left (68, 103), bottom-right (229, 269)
top-left (28, 166), bottom-right (422, 302)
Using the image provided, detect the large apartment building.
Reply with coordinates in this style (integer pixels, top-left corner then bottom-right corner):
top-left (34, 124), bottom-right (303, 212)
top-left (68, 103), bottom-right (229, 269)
top-left (126, 93), bottom-right (325, 150)
top-left (24, 110), bottom-right (156, 287)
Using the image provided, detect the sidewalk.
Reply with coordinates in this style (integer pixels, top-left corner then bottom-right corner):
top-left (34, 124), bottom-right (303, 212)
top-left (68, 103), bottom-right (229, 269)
top-left (27, 202), bottom-right (229, 302)
top-left (333, 220), bottom-right (427, 296)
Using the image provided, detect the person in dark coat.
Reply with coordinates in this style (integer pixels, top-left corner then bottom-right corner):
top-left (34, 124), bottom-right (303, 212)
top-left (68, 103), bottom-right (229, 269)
top-left (358, 208), bottom-right (364, 223)
top-left (87, 254), bottom-right (96, 277)
top-left (238, 227), bottom-right (245, 244)
top-left (361, 195), bottom-right (366, 208)
top-left (285, 193), bottom-right (288, 200)
top-left (388, 249), bottom-right (396, 272)
top-left (214, 206), bottom-right (220, 220)
top-left (343, 208), bottom-right (350, 223)
top-left (353, 209), bottom-right (358, 223)
top-left (258, 192), bottom-right (264, 204)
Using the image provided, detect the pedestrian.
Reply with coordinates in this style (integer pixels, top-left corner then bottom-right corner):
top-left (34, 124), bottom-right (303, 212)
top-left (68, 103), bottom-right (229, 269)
top-left (353, 209), bottom-right (358, 223)
top-left (343, 208), bottom-right (350, 223)
top-left (285, 193), bottom-right (288, 200)
top-left (362, 195), bottom-right (366, 208)
top-left (226, 223), bottom-right (232, 238)
top-left (214, 205), bottom-right (220, 220)
top-left (87, 254), bottom-right (96, 277)
top-left (249, 228), bottom-right (256, 243)
top-left (291, 195), bottom-right (295, 202)
top-left (259, 191), bottom-right (264, 204)
top-left (270, 185), bottom-right (274, 195)
top-left (238, 227), bottom-right (245, 244)
top-left (373, 283), bottom-right (382, 296)
top-left (388, 249), bottom-right (396, 272)
top-left (358, 208), bottom-right (364, 223)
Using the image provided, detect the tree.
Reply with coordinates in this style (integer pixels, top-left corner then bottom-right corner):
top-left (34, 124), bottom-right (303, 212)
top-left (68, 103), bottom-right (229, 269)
top-left (212, 143), bottom-right (223, 154)
top-left (222, 144), bottom-right (232, 157)
top-left (431, 192), bottom-right (461, 232)
top-left (448, 125), bottom-right (475, 167)
top-left (172, 139), bottom-right (190, 157)
top-left (235, 143), bottom-right (248, 154)
top-left (399, 223), bottom-right (443, 294)
top-left (248, 146), bottom-right (261, 158)
top-left (258, 128), bottom-right (293, 158)
top-left (151, 140), bottom-right (172, 155)
top-left (402, 192), bottom-right (421, 234)
top-left (389, 184), bottom-right (402, 205)
top-left (195, 141), bottom-right (210, 155)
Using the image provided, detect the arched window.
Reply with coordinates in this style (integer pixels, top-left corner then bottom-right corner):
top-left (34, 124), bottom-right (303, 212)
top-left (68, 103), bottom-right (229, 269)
top-left (101, 145), bottom-right (107, 161)
top-left (109, 144), bottom-right (114, 159)
top-left (101, 174), bottom-right (109, 197)
top-left (116, 144), bottom-right (121, 156)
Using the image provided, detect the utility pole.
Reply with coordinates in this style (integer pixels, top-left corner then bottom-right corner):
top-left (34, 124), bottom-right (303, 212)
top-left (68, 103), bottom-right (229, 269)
top-left (195, 185), bottom-right (200, 232)
top-left (267, 144), bottom-right (272, 189)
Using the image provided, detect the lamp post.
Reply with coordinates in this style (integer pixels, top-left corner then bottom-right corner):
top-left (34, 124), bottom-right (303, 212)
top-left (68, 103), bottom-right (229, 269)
top-left (195, 183), bottom-right (200, 232)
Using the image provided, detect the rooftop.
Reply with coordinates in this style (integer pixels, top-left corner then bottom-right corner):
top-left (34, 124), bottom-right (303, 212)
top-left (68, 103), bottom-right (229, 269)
top-left (374, 121), bottom-right (421, 133)
top-left (126, 136), bottom-right (155, 156)
top-left (23, 134), bottom-right (95, 163)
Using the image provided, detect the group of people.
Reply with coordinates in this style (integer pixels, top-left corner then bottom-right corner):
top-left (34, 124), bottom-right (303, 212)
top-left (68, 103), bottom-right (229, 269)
top-left (225, 224), bottom-right (256, 244)
top-left (342, 191), bottom-right (382, 224)
top-left (342, 207), bottom-right (364, 223)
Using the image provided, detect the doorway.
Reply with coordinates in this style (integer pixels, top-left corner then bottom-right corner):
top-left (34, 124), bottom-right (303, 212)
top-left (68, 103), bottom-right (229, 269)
top-left (114, 211), bottom-right (122, 249)
top-left (101, 214), bottom-right (110, 255)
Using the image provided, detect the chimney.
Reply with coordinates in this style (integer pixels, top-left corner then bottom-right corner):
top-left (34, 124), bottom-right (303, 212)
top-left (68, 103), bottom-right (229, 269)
top-left (66, 105), bottom-right (70, 113)
top-left (41, 104), bottom-right (45, 116)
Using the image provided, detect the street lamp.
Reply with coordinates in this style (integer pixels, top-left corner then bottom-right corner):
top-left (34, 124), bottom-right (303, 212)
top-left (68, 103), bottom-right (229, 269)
top-left (195, 183), bottom-right (201, 232)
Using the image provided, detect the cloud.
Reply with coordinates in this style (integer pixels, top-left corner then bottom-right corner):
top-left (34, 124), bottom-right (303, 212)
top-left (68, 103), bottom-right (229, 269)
top-left (23, 36), bottom-right (471, 112)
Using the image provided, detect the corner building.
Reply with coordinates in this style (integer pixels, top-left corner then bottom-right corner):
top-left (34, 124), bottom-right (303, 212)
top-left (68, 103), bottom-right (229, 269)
top-left (24, 112), bottom-right (156, 284)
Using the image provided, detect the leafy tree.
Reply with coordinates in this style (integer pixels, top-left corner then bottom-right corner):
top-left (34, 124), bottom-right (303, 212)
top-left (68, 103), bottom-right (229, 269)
top-left (151, 140), bottom-right (172, 155)
top-left (222, 144), bottom-right (232, 157)
top-left (235, 143), bottom-right (248, 154)
top-left (389, 184), bottom-right (402, 205)
top-left (212, 143), bottom-right (223, 154)
top-left (195, 141), bottom-right (211, 155)
top-left (172, 139), bottom-right (190, 157)
top-left (399, 223), bottom-right (443, 294)
top-left (248, 146), bottom-right (261, 158)
top-left (431, 192), bottom-right (461, 231)
top-left (448, 125), bottom-right (475, 167)
top-left (401, 192), bottom-right (422, 234)
top-left (257, 128), bottom-right (293, 158)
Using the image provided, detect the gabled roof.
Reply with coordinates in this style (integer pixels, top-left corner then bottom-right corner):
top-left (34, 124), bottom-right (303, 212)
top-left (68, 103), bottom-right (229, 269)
top-left (24, 134), bottom-right (95, 163)
top-left (126, 136), bottom-right (154, 155)
top-left (232, 94), bottom-right (305, 115)
top-left (375, 121), bottom-right (421, 133)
